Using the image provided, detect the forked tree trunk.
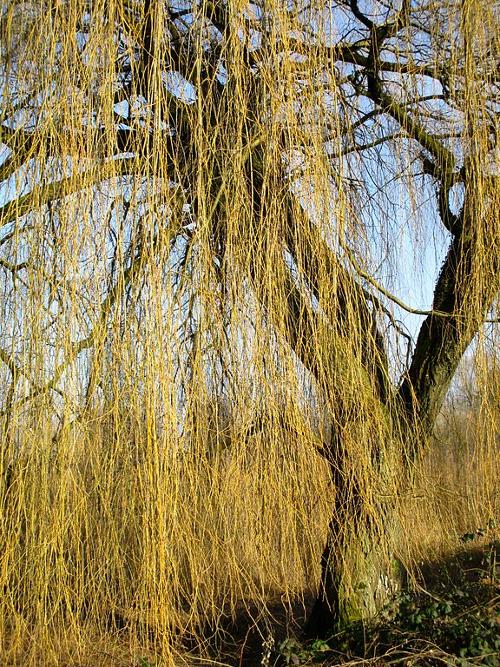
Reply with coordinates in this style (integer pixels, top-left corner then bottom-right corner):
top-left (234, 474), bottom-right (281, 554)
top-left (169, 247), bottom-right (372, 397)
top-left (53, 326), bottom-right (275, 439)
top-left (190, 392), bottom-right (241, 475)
top-left (302, 191), bottom-right (500, 633)
top-left (247, 148), bottom-right (499, 635)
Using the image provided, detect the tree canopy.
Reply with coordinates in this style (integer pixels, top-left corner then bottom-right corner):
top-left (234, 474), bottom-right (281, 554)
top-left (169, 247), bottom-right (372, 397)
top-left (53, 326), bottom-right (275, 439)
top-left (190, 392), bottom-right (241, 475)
top-left (1, 0), bottom-right (498, 423)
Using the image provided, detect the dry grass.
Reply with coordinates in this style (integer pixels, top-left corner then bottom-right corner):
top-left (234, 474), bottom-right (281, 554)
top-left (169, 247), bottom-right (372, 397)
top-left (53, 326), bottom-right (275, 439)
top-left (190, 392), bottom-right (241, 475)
top-left (0, 365), bottom-right (497, 665)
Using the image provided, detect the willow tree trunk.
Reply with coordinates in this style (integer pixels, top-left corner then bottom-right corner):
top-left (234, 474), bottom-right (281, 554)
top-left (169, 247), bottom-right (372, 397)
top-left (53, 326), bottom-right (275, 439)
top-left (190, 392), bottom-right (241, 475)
top-left (306, 482), bottom-right (401, 637)
top-left (303, 198), bottom-right (500, 635)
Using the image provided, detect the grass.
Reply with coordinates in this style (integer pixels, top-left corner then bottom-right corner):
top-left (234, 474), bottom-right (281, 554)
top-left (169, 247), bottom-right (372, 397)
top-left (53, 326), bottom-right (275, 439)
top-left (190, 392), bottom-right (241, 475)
top-left (0, 402), bottom-right (497, 667)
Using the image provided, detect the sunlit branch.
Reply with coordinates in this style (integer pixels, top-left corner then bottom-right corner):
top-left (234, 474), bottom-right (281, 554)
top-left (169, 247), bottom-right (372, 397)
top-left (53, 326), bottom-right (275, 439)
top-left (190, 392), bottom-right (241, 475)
top-left (0, 157), bottom-right (140, 228)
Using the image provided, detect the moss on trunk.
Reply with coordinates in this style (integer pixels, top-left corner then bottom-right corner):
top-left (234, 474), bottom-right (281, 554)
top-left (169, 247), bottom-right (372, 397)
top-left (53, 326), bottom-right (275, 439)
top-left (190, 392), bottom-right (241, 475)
top-left (306, 519), bottom-right (402, 637)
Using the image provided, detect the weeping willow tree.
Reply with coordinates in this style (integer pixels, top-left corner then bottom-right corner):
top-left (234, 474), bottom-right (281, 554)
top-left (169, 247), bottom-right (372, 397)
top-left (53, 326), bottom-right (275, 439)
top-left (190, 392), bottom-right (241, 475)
top-left (0, 0), bottom-right (499, 663)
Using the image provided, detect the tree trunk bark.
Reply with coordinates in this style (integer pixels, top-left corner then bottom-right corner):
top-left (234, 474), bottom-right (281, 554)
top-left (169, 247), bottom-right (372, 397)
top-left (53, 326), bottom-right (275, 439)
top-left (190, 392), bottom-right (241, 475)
top-left (305, 198), bottom-right (499, 636)
top-left (305, 465), bottom-right (402, 637)
top-left (306, 528), bottom-right (397, 637)
top-left (247, 151), bottom-right (499, 638)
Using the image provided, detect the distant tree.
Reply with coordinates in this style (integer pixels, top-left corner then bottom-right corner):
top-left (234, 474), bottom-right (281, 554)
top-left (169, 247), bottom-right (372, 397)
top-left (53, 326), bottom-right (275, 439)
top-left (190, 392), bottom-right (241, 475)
top-left (0, 0), bottom-right (498, 636)
top-left (434, 350), bottom-right (500, 463)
